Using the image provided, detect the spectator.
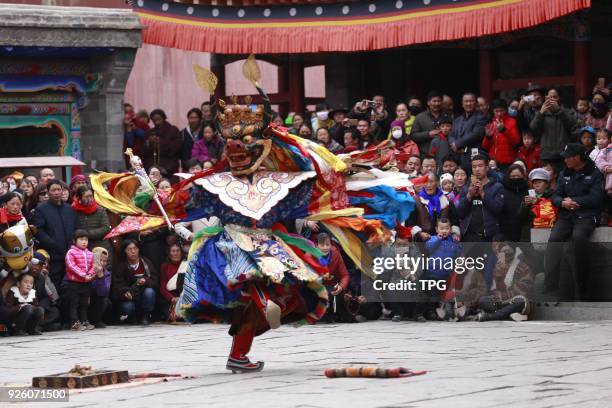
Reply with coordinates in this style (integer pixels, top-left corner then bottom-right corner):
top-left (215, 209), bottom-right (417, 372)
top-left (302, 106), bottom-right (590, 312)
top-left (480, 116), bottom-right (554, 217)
top-left (60, 180), bottom-right (70, 203)
top-left (113, 239), bottom-right (158, 326)
top-left (39, 168), bottom-right (55, 186)
top-left (29, 252), bottom-right (61, 332)
top-left (317, 233), bottom-right (351, 323)
top-left (424, 218), bottom-right (462, 321)
top-left (579, 126), bottom-right (596, 156)
top-left (356, 119), bottom-right (378, 148)
top-left (147, 166), bottom-right (164, 187)
top-left (31, 179), bottom-right (78, 289)
top-left (298, 124), bottom-right (313, 140)
top-left (143, 109), bottom-right (183, 176)
top-left (3, 273), bottom-right (44, 336)
top-left (517, 83), bottom-right (545, 133)
top-left (573, 96), bottom-right (590, 124)
top-left (72, 186), bottom-right (112, 259)
top-left (26, 184), bottom-right (48, 217)
top-left (500, 164), bottom-right (529, 242)
top-left (136, 109), bottom-right (151, 129)
top-left (191, 124), bottom-right (224, 164)
top-left (482, 99), bottom-right (521, 170)
top-left (200, 101), bottom-right (214, 127)
top-left (421, 155), bottom-right (437, 176)
top-left (508, 98), bottom-right (520, 118)
top-left (312, 102), bottom-right (334, 132)
top-left (410, 172), bottom-right (460, 241)
top-left (64, 230), bottom-right (96, 331)
top-left (449, 168), bottom-right (467, 206)
top-left (544, 143), bottom-right (604, 299)
top-left (440, 173), bottom-right (454, 195)
top-left (159, 242), bottom-right (184, 321)
top-left (530, 87), bottom-right (577, 161)
top-left (517, 130), bottom-right (541, 172)
top-left (90, 247), bottom-right (111, 328)
top-left (411, 90), bottom-right (444, 153)
top-left (477, 96), bottom-right (490, 120)
top-left (18, 178), bottom-right (34, 203)
top-left (392, 103), bottom-right (416, 136)
top-left (456, 154), bottom-right (505, 242)
top-left (123, 111), bottom-right (146, 162)
top-left (271, 112), bottom-right (284, 127)
top-left (449, 92), bottom-right (488, 171)
top-left (25, 174), bottom-right (39, 189)
top-left (404, 154), bottom-right (421, 178)
top-left (342, 128), bottom-right (362, 153)
top-left (584, 91), bottom-right (610, 130)
top-left (442, 95), bottom-right (455, 118)
top-left (407, 96), bottom-right (423, 115)
top-left (328, 106), bottom-right (348, 142)
top-left (428, 115), bottom-right (453, 170)
top-left (316, 128), bottom-right (343, 154)
top-left (68, 175), bottom-right (89, 203)
top-left (521, 168), bottom-right (557, 229)
top-left (475, 240), bottom-right (533, 322)
top-left (594, 132), bottom-right (612, 197)
top-left (288, 113), bottom-right (305, 135)
top-left (590, 128), bottom-right (610, 162)
top-left (441, 156), bottom-right (459, 175)
top-left (390, 120), bottom-right (419, 155)
top-left (0, 192), bottom-right (26, 233)
top-left (181, 108), bottom-right (204, 163)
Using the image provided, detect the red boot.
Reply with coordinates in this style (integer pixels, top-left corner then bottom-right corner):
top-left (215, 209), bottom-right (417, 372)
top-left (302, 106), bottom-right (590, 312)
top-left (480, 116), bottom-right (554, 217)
top-left (226, 330), bottom-right (264, 373)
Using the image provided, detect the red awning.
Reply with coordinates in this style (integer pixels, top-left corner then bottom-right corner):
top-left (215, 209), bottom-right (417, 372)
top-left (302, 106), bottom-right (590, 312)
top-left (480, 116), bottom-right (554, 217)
top-left (134, 0), bottom-right (591, 54)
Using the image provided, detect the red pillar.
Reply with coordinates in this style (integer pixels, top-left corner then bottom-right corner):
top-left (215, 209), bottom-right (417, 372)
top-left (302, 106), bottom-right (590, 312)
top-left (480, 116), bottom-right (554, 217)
top-left (574, 42), bottom-right (591, 98)
top-left (479, 50), bottom-right (493, 100)
top-left (288, 60), bottom-right (305, 115)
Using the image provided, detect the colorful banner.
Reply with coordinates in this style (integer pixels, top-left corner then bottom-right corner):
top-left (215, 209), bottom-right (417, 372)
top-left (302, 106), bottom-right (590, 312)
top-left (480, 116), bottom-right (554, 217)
top-left (133, 0), bottom-right (590, 54)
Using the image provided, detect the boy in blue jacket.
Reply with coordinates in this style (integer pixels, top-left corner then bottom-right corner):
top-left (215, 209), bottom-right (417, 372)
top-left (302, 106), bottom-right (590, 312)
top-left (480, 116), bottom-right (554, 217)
top-left (424, 218), bottom-right (462, 320)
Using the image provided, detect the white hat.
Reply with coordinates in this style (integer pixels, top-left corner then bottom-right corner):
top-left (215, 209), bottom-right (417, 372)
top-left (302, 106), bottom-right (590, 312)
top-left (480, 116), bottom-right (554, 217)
top-left (528, 167), bottom-right (550, 182)
top-left (440, 173), bottom-right (453, 184)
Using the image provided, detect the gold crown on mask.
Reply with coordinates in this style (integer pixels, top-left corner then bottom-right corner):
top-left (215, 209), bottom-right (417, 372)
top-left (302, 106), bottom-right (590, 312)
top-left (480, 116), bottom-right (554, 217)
top-left (193, 54), bottom-right (273, 141)
top-left (216, 95), bottom-right (267, 139)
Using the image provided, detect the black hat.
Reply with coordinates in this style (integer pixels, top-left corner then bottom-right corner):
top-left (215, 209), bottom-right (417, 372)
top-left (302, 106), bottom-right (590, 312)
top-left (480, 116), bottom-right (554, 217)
top-left (491, 99), bottom-right (508, 110)
top-left (526, 83), bottom-right (545, 94)
top-left (329, 106), bottom-right (349, 116)
top-left (439, 115), bottom-right (453, 125)
top-left (560, 143), bottom-right (586, 158)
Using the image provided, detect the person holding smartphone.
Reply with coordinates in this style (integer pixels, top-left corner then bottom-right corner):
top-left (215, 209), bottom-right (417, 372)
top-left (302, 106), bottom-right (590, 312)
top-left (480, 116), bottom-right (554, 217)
top-left (530, 87), bottom-right (577, 161)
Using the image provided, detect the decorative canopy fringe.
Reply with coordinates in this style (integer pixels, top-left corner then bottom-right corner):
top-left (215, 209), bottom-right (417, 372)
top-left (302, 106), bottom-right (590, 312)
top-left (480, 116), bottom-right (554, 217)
top-left (135, 0), bottom-right (590, 54)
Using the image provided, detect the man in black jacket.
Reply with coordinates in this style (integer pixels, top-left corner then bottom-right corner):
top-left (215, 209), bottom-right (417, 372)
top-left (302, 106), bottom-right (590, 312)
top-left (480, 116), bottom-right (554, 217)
top-left (31, 179), bottom-right (77, 290)
top-left (449, 93), bottom-right (488, 172)
top-left (544, 144), bottom-right (604, 299)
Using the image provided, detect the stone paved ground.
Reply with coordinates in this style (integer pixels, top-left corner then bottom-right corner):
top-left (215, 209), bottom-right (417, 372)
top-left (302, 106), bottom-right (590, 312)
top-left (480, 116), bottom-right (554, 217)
top-left (2, 320), bottom-right (612, 408)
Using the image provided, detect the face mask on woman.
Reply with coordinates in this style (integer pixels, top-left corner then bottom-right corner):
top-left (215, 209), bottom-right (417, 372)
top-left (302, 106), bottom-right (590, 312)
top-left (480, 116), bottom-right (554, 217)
top-left (316, 111), bottom-right (329, 121)
top-left (508, 108), bottom-right (518, 117)
top-left (592, 102), bottom-right (607, 114)
top-left (392, 129), bottom-right (403, 139)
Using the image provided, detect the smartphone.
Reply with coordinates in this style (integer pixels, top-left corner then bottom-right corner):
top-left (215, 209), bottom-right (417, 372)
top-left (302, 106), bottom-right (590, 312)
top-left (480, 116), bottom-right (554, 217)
top-left (598, 77), bottom-right (605, 88)
top-left (523, 95), bottom-right (535, 103)
top-left (471, 148), bottom-right (479, 158)
top-left (364, 100), bottom-right (377, 108)
top-left (528, 189), bottom-right (536, 198)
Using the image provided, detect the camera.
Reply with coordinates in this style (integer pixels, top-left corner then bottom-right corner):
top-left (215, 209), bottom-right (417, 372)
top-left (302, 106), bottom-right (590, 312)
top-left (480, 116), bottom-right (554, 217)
top-left (522, 95), bottom-right (535, 103)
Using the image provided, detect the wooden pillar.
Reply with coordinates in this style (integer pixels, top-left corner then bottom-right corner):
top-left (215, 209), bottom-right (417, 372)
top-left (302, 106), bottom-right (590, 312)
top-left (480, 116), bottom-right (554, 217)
top-left (288, 59), bottom-right (305, 115)
top-left (209, 53), bottom-right (226, 100)
top-left (479, 49), bottom-right (493, 100)
top-left (574, 41), bottom-right (591, 98)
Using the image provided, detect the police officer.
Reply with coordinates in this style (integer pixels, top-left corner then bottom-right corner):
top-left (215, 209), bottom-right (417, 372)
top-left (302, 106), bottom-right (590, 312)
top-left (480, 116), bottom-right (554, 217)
top-left (544, 143), bottom-right (604, 299)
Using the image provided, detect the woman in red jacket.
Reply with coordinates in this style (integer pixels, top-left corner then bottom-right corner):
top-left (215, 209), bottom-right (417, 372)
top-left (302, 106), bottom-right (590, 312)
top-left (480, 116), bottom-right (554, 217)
top-left (159, 242), bottom-right (184, 321)
top-left (483, 99), bottom-right (521, 171)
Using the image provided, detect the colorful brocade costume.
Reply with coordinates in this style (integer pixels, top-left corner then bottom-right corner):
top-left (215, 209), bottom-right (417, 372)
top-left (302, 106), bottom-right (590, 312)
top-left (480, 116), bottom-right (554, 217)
top-left (91, 57), bottom-right (415, 373)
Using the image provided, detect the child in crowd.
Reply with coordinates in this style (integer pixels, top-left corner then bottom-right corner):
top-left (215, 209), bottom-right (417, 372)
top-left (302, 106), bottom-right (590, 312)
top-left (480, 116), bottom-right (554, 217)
top-left (579, 126), bottom-right (596, 156)
top-left (89, 247), bottom-right (111, 328)
top-left (517, 130), bottom-right (541, 172)
top-left (184, 158), bottom-right (202, 175)
top-left (590, 128), bottom-right (610, 162)
top-left (316, 233), bottom-right (351, 323)
top-left (522, 168), bottom-right (557, 228)
top-left (573, 97), bottom-right (590, 123)
top-left (64, 230), bottom-right (96, 331)
top-left (202, 160), bottom-right (213, 169)
top-left (440, 173), bottom-right (454, 195)
top-left (429, 116), bottom-right (453, 170)
top-left (4, 273), bottom-right (44, 335)
top-left (424, 218), bottom-right (462, 321)
top-left (594, 134), bottom-right (612, 226)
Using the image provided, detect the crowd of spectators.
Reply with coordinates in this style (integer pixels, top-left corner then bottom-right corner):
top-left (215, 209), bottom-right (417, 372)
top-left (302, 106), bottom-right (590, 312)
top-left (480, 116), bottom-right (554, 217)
top-left (0, 79), bottom-right (610, 336)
